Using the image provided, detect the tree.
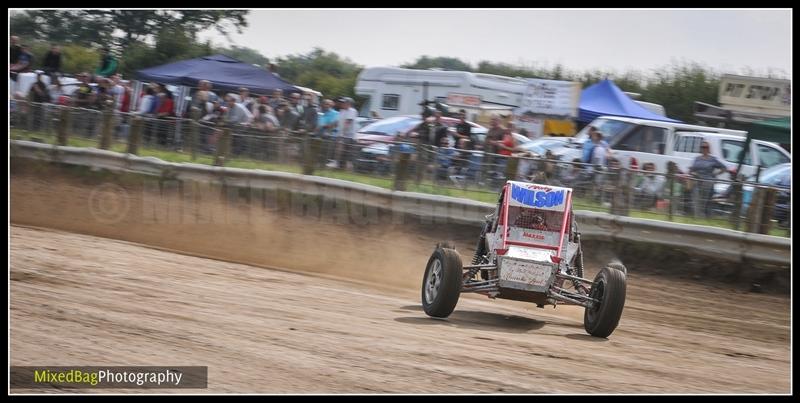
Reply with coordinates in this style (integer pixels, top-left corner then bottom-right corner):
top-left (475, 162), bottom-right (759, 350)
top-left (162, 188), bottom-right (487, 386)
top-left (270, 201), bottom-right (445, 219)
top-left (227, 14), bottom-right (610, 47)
top-left (215, 45), bottom-right (270, 67)
top-left (273, 48), bottom-right (363, 101)
top-left (402, 56), bottom-right (473, 72)
top-left (10, 10), bottom-right (249, 49)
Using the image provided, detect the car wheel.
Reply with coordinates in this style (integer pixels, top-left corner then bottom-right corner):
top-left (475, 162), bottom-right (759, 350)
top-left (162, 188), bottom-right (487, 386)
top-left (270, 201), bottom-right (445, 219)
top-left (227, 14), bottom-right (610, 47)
top-left (584, 266), bottom-right (627, 338)
top-left (421, 246), bottom-right (463, 318)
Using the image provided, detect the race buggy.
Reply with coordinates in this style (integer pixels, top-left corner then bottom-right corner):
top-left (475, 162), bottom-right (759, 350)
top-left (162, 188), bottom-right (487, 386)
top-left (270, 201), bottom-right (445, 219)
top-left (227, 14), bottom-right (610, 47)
top-left (421, 181), bottom-right (627, 338)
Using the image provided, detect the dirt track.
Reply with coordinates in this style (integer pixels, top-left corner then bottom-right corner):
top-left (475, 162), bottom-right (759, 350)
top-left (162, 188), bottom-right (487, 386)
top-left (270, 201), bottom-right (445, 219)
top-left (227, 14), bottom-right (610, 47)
top-left (9, 167), bottom-right (792, 393)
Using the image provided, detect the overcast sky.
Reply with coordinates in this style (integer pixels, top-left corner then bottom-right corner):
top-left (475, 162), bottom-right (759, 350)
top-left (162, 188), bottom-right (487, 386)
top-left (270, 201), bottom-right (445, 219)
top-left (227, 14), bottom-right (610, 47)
top-left (200, 9), bottom-right (792, 78)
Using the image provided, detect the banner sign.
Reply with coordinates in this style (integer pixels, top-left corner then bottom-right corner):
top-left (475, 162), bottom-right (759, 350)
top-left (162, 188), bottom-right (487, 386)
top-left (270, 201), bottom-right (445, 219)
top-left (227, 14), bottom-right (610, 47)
top-left (515, 79), bottom-right (581, 118)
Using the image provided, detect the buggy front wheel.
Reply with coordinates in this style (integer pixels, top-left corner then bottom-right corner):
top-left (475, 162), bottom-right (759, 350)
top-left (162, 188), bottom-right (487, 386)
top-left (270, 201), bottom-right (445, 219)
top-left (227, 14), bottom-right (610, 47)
top-left (584, 266), bottom-right (627, 338)
top-left (421, 246), bottom-right (463, 318)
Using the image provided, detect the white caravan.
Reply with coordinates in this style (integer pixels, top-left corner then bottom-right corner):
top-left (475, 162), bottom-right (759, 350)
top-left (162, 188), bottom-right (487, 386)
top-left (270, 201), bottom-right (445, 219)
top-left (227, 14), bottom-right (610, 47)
top-left (355, 67), bottom-right (527, 120)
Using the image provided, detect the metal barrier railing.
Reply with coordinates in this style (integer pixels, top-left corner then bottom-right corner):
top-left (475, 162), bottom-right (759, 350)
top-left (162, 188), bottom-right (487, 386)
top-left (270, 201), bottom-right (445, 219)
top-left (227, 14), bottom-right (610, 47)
top-left (9, 100), bottom-right (790, 235)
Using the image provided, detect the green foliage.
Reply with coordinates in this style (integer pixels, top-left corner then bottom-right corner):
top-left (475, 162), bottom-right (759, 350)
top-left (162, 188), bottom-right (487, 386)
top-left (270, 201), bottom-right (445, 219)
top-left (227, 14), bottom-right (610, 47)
top-left (10, 10), bottom-right (249, 49)
top-left (272, 48), bottom-right (363, 102)
top-left (61, 45), bottom-right (101, 75)
top-left (215, 45), bottom-right (270, 67)
top-left (402, 55), bottom-right (473, 72)
top-left (640, 62), bottom-right (720, 123)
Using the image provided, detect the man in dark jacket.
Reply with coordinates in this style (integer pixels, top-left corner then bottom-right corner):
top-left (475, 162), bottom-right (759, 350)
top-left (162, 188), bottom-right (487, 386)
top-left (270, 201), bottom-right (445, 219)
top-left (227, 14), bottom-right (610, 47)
top-left (301, 93), bottom-right (319, 134)
top-left (43, 44), bottom-right (62, 77)
top-left (10, 36), bottom-right (21, 64)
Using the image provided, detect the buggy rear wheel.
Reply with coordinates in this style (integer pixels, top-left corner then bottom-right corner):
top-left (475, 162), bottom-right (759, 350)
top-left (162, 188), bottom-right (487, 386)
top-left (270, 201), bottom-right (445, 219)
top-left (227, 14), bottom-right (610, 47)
top-left (421, 246), bottom-right (463, 318)
top-left (584, 266), bottom-right (627, 338)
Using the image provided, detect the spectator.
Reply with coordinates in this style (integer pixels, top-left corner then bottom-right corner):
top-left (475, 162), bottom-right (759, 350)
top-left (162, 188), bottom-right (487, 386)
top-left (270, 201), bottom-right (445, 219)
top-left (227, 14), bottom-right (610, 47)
top-left (689, 140), bottom-right (727, 217)
top-left (156, 90), bottom-right (175, 145)
top-left (413, 110), bottom-right (448, 147)
top-left (29, 72), bottom-right (50, 104)
top-left (454, 109), bottom-right (473, 150)
top-left (301, 92), bottom-right (319, 134)
top-left (581, 125), bottom-right (598, 163)
top-left (224, 95), bottom-right (254, 126)
top-left (95, 78), bottom-right (115, 110)
top-left (95, 47), bottom-right (118, 77)
top-left (110, 75), bottom-right (125, 111)
top-left (73, 73), bottom-right (95, 109)
top-left (10, 36), bottom-right (21, 64)
top-left (435, 134), bottom-right (457, 180)
top-left (27, 72), bottom-right (49, 131)
top-left (135, 86), bottom-right (156, 115)
top-left (317, 99), bottom-right (340, 165)
top-left (10, 43), bottom-right (33, 81)
top-left (329, 97), bottom-right (358, 169)
top-left (634, 162), bottom-right (666, 209)
top-left (484, 115), bottom-right (504, 154)
top-left (269, 89), bottom-right (284, 110)
top-left (278, 101), bottom-right (299, 131)
top-left (191, 80), bottom-right (218, 117)
top-left (316, 98), bottom-right (339, 137)
top-left (42, 44), bottom-right (62, 77)
top-left (283, 92), bottom-right (304, 131)
top-left (224, 95), bottom-right (254, 155)
top-left (48, 76), bottom-right (67, 105)
top-left (238, 87), bottom-right (255, 113)
top-left (254, 104), bottom-right (279, 132)
top-left (589, 130), bottom-right (611, 168)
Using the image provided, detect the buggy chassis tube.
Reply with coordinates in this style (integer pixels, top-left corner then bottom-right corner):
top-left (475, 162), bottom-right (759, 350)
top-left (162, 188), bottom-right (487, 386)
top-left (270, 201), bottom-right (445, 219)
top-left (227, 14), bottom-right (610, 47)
top-left (555, 272), bottom-right (594, 285)
top-left (461, 264), bottom-right (497, 270)
top-left (547, 291), bottom-right (592, 306)
top-left (550, 286), bottom-right (597, 303)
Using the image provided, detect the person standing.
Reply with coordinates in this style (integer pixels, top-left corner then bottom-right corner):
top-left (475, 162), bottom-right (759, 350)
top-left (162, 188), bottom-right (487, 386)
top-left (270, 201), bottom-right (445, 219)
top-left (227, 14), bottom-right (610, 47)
top-left (238, 87), bottom-right (255, 113)
top-left (9, 43), bottom-right (33, 81)
top-left (330, 97), bottom-right (357, 169)
top-left (10, 36), bottom-right (21, 64)
top-left (269, 89), bottom-right (284, 110)
top-left (42, 44), bottom-right (62, 77)
top-left (95, 47), bottom-right (118, 77)
top-left (454, 109), bottom-right (473, 150)
top-left (689, 141), bottom-right (727, 218)
top-left (589, 130), bottom-right (611, 167)
top-left (301, 92), bottom-right (319, 134)
top-left (316, 99), bottom-right (340, 165)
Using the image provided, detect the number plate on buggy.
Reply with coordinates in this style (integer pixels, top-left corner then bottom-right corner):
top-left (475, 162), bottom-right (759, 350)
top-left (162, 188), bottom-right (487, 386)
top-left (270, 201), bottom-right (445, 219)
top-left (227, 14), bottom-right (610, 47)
top-left (499, 258), bottom-right (554, 288)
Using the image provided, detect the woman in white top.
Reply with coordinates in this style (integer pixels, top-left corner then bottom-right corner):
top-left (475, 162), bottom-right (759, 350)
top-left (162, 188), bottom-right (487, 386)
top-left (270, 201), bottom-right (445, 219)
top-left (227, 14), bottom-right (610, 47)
top-left (136, 87), bottom-right (156, 115)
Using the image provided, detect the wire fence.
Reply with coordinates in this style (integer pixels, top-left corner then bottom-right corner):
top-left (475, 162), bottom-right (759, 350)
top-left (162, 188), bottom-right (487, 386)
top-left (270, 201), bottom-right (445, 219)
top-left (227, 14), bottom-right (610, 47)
top-left (9, 100), bottom-right (790, 236)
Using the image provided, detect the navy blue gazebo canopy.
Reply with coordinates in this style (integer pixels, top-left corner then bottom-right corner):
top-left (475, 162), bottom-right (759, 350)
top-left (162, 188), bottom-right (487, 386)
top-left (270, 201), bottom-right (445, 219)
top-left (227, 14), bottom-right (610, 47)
top-left (135, 54), bottom-right (300, 95)
top-left (578, 79), bottom-right (682, 124)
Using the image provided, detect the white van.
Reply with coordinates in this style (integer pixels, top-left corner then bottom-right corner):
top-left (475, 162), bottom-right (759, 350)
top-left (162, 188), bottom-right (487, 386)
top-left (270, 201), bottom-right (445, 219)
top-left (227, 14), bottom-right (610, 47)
top-left (553, 116), bottom-right (789, 178)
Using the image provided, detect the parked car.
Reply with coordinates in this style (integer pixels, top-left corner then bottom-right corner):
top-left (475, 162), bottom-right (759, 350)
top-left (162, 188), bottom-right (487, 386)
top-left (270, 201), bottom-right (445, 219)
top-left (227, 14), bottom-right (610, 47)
top-left (713, 163), bottom-right (791, 227)
top-left (513, 135), bottom-right (570, 157)
top-left (353, 115), bottom-right (487, 174)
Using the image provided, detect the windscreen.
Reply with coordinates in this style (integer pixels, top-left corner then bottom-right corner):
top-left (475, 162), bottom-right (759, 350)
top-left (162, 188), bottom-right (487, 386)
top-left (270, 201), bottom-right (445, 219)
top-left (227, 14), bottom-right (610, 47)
top-left (358, 116), bottom-right (420, 136)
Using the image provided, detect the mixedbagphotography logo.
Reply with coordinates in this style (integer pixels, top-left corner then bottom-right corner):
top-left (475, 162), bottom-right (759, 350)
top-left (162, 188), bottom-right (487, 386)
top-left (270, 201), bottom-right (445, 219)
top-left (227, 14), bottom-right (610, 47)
top-left (88, 183), bottom-right (131, 224)
top-left (10, 366), bottom-right (208, 389)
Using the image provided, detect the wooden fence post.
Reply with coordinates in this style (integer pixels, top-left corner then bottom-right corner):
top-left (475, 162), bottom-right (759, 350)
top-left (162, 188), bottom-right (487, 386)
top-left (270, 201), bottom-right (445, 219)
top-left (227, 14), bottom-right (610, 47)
top-left (127, 117), bottom-right (142, 155)
top-left (99, 106), bottom-right (114, 150)
top-left (56, 106), bottom-right (70, 146)
top-left (214, 123), bottom-right (231, 167)
top-left (394, 152), bottom-right (411, 191)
